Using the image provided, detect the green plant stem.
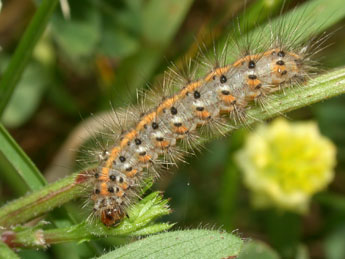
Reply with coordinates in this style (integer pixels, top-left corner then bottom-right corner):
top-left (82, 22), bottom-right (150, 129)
top-left (0, 67), bottom-right (345, 229)
top-left (0, 0), bottom-right (59, 116)
top-left (245, 68), bottom-right (345, 122)
top-left (0, 172), bottom-right (90, 227)
top-left (1, 192), bottom-right (172, 248)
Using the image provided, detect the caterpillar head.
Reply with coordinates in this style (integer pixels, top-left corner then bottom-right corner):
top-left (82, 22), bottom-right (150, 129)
top-left (100, 208), bottom-right (124, 226)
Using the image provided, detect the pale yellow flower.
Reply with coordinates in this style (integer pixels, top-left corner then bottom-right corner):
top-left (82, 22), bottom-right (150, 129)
top-left (236, 118), bottom-right (336, 213)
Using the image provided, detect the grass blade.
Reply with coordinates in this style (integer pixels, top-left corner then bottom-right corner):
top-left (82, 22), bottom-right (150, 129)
top-left (0, 123), bottom-right (46, 195)
top-left (0, 0), bottom-right (59, 116)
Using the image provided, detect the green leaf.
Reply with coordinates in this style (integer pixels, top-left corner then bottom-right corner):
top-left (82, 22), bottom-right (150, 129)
top-left (98, 229), bottom-right (243, 259)
top-left (98, 27), bottom-right (139, 59)
top-left (315, 192), bottom-right (345, 212)
top-left (51, 0), bottom-right (101, 61)
top-left (296, 244), bottom-right (310, 259)
top-left (109, 0), bottom-right (194, 106)
top-left (17, 250), bottom-right (50, 259)
top-left (2, 62), bottom-right (48, 128)
top-left (266, 212), bottom-right (301, 259)
top-left (324, 225), bottom-right (345, 259)
top-left (0, 123), bottom-right (46, 195)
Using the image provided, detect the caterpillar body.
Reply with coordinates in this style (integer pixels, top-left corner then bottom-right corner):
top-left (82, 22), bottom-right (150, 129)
top-left (86, 5), bottom-right (324, 226)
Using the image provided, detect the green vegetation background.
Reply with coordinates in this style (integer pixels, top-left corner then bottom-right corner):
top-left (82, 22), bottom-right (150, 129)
top-left (0, 0), bottom-right (345, 258)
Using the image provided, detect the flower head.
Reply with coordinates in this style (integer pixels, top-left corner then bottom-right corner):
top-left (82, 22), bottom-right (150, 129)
top-left (236, 118), bottom-right (336, 213)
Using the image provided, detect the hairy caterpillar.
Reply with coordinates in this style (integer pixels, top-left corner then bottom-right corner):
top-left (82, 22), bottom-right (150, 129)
top-left (82, 3), bottom-right (329, 226)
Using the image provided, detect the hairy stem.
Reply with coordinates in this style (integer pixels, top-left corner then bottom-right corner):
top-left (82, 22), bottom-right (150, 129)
top-left (0, 172), bottom-right (90, 227)
top-left (1, 192), bottom-right (172, 248)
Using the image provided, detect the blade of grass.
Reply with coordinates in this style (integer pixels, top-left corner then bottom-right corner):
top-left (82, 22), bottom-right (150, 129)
top-left (0, 0), bottom-right (59, 116)
top-left (0, 123), bottom-right (47, 195)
